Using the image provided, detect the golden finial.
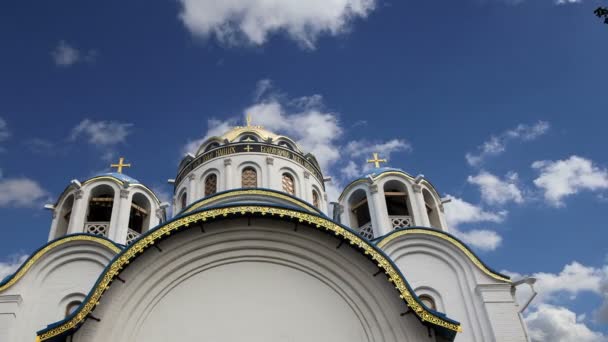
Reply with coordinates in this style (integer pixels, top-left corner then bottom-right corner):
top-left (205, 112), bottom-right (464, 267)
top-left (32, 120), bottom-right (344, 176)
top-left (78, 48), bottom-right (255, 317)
top-left (110, 157), bottom-right (131, 174)
top-left (367, 152), bottom-right (387, 168)
top-left (235, 113), bottom-right (263, 129)
top-left (246, 113), bottom-right (252, 127)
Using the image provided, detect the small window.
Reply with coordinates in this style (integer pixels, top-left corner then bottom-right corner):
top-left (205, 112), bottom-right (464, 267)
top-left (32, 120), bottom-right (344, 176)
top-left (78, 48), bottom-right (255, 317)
top-left (65, 301), bottom-right (81, 317)
top-left (240, 135), bottom-right (258, 142)
top-left (282, 173), bottom-right (295, 195)
top-left (180, 191), bottom-right (187, 209)
top-left (204, 174), bottom-right (218, 196)
top-left (419, 295), bottom-right (437, 310)
top-left (242, 167), bottom-right (258, 188)
top-left (205, 142), bottom-right (220, 152)
top-left (278, 141), bottom-right (293, 150)
top-left (312, 190), bottom-right (320, 208)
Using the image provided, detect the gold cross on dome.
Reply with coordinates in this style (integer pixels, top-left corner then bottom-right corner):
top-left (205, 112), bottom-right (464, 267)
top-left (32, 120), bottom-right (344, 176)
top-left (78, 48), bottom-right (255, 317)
top-left (367, 153), bottom-right (387, 168)
top-left (110, 157), bottom-right (131, 174)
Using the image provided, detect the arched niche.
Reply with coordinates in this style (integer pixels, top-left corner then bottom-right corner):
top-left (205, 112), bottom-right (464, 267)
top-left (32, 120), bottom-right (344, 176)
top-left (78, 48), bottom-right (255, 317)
top-left (178, 189), bottom-right (188, 212)
top-left (203, 173), bottom-right (218, 197)
top-left (55, 194), bottom-right (75, 238)
top-left (241, 165), bottom-right (259, 188)
top-left (129, 193), bottom-right (152, 236)
top-left (348, 189), bottom-right (373, 239)
top-left (383, 180), bottom-right (413, 230)
top-left (85, 185), bottom-right (116, 237)
top-left (423, 188), bottom-right (442, 229)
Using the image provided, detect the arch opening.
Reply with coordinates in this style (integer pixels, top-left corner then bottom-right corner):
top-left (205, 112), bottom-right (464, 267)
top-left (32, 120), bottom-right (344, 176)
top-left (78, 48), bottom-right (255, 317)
top-left (242, 167), bottom-right (258, 188)
top-left (55, 194), bottom-right (75, 238)
top-left (349, 189), bottom-right (373, 239)
top-left (383, 180), bottom-right (413, 230)
top-left (128, 193), bottom-right (152, 244)
top-left (281, 173), bottom-right (295, 195)
top-left (85, 185), bottom-right (115, 237)
top-left (423, 189), bottom-right (442, 229)
top-left (204, 174), bottom-right (218, 196)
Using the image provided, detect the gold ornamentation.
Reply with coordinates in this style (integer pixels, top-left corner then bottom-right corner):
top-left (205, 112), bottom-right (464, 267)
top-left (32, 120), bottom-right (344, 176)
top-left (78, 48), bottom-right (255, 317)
top-left (367, 152), bottom-right (387, 168)
top-left (376, 229), bottom-right (511, 283)
top-left (182, 189), bottom-right (319, 214)
top-left (0, 236), bottom-right (121, 293)
top-left (37, 206), bottom-right (461, 341)
top-left (110, 157), bottom-right (131, 174)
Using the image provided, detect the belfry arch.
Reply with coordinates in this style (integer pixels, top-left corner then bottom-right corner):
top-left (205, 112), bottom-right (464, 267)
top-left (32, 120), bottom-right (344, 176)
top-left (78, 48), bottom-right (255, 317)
top-left (85, 184), bottom-right (116, 237)
top-left (383, 180), bottom-right (413, 230)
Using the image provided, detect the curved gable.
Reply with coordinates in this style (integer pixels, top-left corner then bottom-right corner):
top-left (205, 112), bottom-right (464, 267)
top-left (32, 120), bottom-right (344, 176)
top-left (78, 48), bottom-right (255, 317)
top-left (37, 205), bottom-right (462, 341)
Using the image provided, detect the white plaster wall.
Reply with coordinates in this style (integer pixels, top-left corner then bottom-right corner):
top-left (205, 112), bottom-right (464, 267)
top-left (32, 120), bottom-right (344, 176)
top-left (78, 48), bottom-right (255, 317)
top-left (0, 241), bottom-right (117, 342)
top-left (173, 153), bottom-right (327, 215)
top-left (76, 218), bottom-right (430, 342)
top-left (381, 235), bottom-right (527, 342)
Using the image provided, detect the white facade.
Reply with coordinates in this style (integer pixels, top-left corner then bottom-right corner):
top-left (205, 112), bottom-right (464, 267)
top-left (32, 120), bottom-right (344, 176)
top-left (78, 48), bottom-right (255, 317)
top-left (0, 124), bottom-right (532, 342)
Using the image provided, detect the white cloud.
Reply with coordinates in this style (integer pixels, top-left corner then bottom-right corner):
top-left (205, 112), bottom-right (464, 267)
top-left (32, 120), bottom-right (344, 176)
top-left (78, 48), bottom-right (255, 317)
top-left (467, 171), bottom-right (523, 205)
top-left (51, 41), bottom-right (97, 67)
top-left (182, 118), bottom-right (236, 156)
top-left (345, 139), bottom-right (412, 158)
top-left (0, 255), bottom-right (28, 281)
top-left (177, 0), bottom-right (377, 49)
top-left (532, 155), bottom-right (608, 207)
top-left (70, 119), bottom-right (133, 146)
top-left (341, 160), bottom-right (360, 179)
top-left (0, 177), bottom-right (48, 208)
top-left (451, 227), bottom-right (503, 251)
top-left (526, 304), bottom-right (607, 342)
top-left (466, 121), bottom-right (549, 166)
top-left (443, 194), bottom-right (507, 227)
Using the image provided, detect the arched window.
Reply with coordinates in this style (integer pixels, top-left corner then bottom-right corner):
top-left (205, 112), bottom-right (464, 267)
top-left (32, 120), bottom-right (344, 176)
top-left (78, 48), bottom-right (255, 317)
top-left (282, 173), bottom-right (295, 195)
top-left (204, 174), bottom-right (217, 196)
top-left (240, 135), bottom-right (258, 142)
top-left (65, 301), bottom-right (81, 317)
top-left (419, 295), bottom-right (437, 311)
top-left (278, 141), bottom-right (294, 150)
top-left (312, 190), bottom-right (320, 208)
top-left (242, 167), bottom-right (257, 188)
top-left (423, 189), bottom-right (442, 229)
top-left (349, 189), bottom-right (373, 239)
top-left (205, 142), bottom-right (220, 152)
top-left (55, 194), bottom-right (75, 238)
top-left (180, 191), bottom-right (187, 210)
top-left (128, 193), bottom-right (151, 237)
top-left (85, 185), bottom-right (115, 236)
top-left (383, 180), bottom-right (413, 230)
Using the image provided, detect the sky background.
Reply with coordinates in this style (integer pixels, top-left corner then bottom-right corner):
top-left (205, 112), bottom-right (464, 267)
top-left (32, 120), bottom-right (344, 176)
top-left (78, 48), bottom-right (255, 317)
top-left (1, 0), bottom-right (607, 340)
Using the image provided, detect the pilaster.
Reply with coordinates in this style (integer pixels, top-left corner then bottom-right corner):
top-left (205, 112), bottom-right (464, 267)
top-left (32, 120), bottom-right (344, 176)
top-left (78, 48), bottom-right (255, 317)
top-left (224, 158), bottom-right (233, 189)
top-left (67, 190), bottom-right (86, 235)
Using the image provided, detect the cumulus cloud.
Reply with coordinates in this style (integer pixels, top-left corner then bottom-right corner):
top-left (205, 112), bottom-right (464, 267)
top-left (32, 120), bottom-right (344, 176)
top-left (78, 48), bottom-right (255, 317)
top-left (532, 156), bottom-right (608, 207)
top-left (70, 119), bottom-right (133, 146)
top-left (467, 171), bottom-right (523, 205)
top-left (182, 118), bottom-right (237, 156)
top-left (0, 178), bottom-right (48, 208)
top-left (51, 41), bottom-right (97, 67)
top-left (0, 254), bottom-right (28, 281)
top-left (451, 227), bottom-right (503, 251)
top-left (526, 304), bottom-right (607, 342)
top-left (177, 0), bottom-right (377, 49)
top-left (442, 195), bottom-right (506, 251)
top-left (466, 121), bottom-right (549, 166)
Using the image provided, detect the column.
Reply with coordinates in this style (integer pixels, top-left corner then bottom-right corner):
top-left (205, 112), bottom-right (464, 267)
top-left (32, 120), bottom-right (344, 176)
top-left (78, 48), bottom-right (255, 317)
top-left (47, 210), bottom-right (59, 241)
top-left (187, 174), bottom-right (196, 205)
top-left (302, 171), bottom-right (311, 202)
top-left (224, 158), bottom-right (233, 189)
top-left (265, 157), bottom-right (274, 189)
top-left (112, 189), bottom-right (131, 244)
top-left (411, 184), bottom-right (430, 227)
top-left (367, 184), bottom-right (387, 237)
top-left (67, 190), bottom-right (87, 234)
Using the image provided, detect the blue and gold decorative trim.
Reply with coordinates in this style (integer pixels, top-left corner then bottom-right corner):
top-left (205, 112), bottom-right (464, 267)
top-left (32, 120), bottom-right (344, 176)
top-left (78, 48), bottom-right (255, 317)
top-left (0, 234), bottom-right (122, 293)
top-left (375, 227), bottom-right (511, 283)
top-left (36, 205), bottom-right (461, 341)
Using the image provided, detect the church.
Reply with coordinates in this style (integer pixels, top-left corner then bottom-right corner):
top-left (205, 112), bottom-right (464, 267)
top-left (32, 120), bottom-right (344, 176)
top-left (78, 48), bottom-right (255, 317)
top-left (0, 118), bottom-right (532, 342)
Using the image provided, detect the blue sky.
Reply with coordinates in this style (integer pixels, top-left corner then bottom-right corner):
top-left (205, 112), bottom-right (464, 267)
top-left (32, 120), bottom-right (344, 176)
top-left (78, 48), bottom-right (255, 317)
top-left (1, 0), bottom-right (607, 340)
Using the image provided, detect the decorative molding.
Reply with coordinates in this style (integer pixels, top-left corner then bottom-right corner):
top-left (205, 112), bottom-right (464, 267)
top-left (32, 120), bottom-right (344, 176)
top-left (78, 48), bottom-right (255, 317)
top-left (266, 157), bottom-right (274, 165)
top-left (120, 189), bottom-right (129, 199)
top-left (412, 184), bottom-right (422, 193)
top-left (188, 174), bottom-right (195, 181)
top-left (438, 203), bottom-right (445, 213)
top-left (224, 158), bottom-right (232, 166)
top-left (36, 206), bottom-right (461, 341)
top-left (74, 190), bottom-right (84, 200)
top-left (0, 235), bottom-right (121, 293)
top-left (156, 208), bottom-right (165, 220)
top-left (369, 184), bottom-right (378, 194)
top-left (376, 229), bottom-right (511, 283)
top-left (303, 171), bottom-right (310, 179)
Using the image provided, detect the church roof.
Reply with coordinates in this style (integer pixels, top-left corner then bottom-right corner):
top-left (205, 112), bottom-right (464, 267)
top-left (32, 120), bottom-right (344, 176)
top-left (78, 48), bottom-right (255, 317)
top-left (89, 172), bottom-right (140, 184)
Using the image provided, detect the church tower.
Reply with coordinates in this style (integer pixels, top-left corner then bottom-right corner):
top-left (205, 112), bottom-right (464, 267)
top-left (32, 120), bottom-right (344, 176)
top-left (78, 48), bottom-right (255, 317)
top-left (337, 153), bottom-right (449, 239)
top-left (171, 115), bottom-right (327, 216)
top-left (47, 158), bottom-right (165, 245)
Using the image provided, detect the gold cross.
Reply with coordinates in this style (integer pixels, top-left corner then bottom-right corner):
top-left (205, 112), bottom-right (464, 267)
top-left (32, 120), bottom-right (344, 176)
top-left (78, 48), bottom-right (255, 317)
top-left (244, 145), bottom-right (253, 152)
top-left (367, 153), bottom-right (387, 168)
top-left (110, 157), bottom-right (131, 174)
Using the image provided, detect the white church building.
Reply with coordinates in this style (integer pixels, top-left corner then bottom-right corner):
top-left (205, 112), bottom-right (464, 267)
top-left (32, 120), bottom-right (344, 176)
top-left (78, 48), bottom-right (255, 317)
top-left (0, 120), bottom-right (532, 342)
